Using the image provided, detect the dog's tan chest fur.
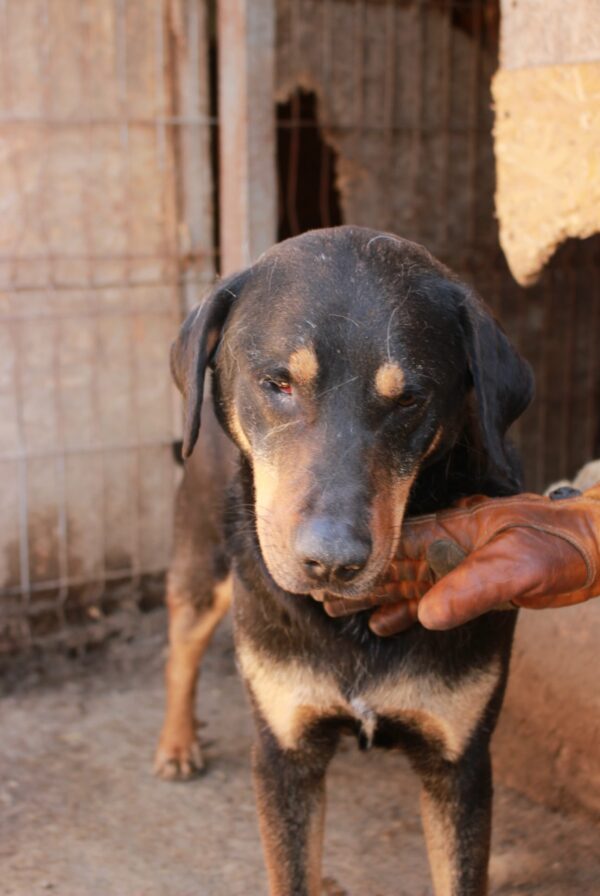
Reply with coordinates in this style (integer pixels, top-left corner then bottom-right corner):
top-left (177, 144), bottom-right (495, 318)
top-left (237, 640), bottom-right (500, 761)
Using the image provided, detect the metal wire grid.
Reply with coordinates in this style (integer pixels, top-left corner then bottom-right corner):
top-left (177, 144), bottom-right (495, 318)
top-left (0, 0), bottom-right (217, 653)
top-left (274, 0), bottom-right (600, 493)
top-left (2, 0), bottom-right (598, 657)
top-left (467, 240), bottom-right (600, 493)
top-left (276, 0), bottom-right (500, 258)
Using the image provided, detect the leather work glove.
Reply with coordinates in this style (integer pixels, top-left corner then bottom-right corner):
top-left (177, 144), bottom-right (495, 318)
top-left (322, 484), bottom-right (600, 634)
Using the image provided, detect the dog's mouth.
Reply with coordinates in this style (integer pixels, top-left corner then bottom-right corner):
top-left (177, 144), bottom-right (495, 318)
top-left (254, 475), bottom-right (414, 602)
top-left (307, 577), bottom-right (389, 603)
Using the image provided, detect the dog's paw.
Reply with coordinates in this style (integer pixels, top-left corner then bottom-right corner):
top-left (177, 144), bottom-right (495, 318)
top-left (153, 733), bottom-right (205, 781)
top-left (322, 877), bottom-right (348, 896)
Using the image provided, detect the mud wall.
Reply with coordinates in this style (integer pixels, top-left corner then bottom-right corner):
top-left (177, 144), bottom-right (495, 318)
top-left (492, 0), bottom-right (600, 818)
top-left (494, 0), bottom-right (600, 285)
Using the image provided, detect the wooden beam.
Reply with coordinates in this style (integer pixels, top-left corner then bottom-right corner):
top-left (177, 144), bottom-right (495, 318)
top-left (217, 0), bottom-right (277, 274)
top-left (172, 0), bottom-right (216, 311)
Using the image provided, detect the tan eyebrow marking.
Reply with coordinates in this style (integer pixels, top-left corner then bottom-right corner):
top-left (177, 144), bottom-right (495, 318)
top-left (375, 362), bottom-right (406, 399)
top-left (288, 346), bottom-right (319, 385)
top-left (424, 426), bottom-right (443, 459)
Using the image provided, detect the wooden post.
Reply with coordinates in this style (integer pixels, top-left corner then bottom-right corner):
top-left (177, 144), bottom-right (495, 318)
top-left (173, 0), bottom-right (216, 312)
top-left (217, 0), bottom-right (277, 275)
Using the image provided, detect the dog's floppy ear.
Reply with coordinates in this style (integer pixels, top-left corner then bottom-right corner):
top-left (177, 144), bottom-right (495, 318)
top-left (171, 269), bottom-right (250, 458)
top-left (457, 286), bottom-right (534, 488)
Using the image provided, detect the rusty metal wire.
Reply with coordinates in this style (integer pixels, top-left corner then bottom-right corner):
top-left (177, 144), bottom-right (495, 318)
top-left (0, 0), bottom-right (218, 655)
top-left (275, 0), bottom-right (600, 495)
top-left (2, 0), bottom-right (599, 659)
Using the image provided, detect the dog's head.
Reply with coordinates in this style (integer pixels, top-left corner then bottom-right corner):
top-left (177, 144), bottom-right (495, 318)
top-left (172, 227), bottom-right (533, 599)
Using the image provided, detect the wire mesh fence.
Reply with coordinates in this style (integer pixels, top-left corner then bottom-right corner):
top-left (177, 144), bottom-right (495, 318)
top-left (274, 0), bottom-right (600, 493)
top-left (1, 0), bottom-right (598, 656)
top-left (0, 0), bottom-right (217, 655)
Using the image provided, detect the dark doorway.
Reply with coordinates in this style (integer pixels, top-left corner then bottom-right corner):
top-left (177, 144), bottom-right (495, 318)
top-left (276, 89), bottom-right (343, 240)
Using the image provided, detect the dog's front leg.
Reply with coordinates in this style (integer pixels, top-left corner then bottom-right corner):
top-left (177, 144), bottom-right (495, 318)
top-left (252, 727), bottom-right (338, 896)
top-left (419, 747), bottom-right (492, 896)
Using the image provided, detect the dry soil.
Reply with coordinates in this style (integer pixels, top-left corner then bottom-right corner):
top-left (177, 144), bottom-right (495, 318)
top-left (1, 617), bottom-right (599, 896)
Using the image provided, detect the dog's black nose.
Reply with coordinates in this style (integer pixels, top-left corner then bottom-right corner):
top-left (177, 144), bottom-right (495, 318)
top-left (295, 518), bottom-right (371, 584)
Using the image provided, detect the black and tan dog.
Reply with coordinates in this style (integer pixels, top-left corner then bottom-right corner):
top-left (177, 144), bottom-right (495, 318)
top-left (155, 226), bottom-right (533, 896)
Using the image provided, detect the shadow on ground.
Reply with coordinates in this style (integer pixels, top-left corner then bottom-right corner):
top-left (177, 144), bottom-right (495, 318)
top-left (1, 617), bottom-right (599, 896)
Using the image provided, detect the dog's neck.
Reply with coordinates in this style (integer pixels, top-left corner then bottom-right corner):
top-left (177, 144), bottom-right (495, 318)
top-left (408, 422), bottom-right (521, 516)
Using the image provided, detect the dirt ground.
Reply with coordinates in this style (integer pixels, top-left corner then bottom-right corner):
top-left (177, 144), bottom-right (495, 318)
top-left (1, 616), bottom-right (599, 896)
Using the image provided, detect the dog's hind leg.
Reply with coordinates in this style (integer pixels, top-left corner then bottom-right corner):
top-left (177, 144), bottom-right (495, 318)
top-left (154, 571), bottom-right (232, 780)
top-left (155, 394), bottom-right (235, 780)
top-left (252, 725), bottom-right (338, 896)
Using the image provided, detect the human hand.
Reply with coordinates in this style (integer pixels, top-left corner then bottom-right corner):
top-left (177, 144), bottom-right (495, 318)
top-left (322, 486), bottom-right (600, 634)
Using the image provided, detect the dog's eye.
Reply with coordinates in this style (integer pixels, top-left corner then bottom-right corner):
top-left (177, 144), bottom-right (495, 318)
top-left (395, 391), bottom-right (419, 408)
top-left (261, 376), bottom-right (293, 396)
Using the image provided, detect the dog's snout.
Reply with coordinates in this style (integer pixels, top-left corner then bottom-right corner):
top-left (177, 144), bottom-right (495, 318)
top-left (295, 518), bottom-right (371, 585)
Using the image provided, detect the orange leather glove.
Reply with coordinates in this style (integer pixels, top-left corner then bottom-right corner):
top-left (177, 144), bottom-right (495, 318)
top-left (323, 485), bottom-right (600, 634)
